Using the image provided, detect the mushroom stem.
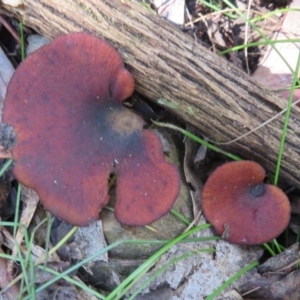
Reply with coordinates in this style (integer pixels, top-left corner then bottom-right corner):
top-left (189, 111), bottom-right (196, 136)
top-left (250, 183), bottom-right (265, 197)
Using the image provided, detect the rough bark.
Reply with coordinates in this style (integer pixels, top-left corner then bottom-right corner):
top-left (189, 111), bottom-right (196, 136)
top-left (1, 0), bottom-right (300, 187)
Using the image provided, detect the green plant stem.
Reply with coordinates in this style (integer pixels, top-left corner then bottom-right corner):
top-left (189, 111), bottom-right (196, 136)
top-left (153, 121), bottom-right (241, 161)
top-left (19, 21), bottom-right (25, 61)
top-left (263, 243), bottom-right (276, 257)
top-left (272, 239), bottom-right (282, 254)
top-left (24, 218), bottom-right (50, 298)
top-left (44, 214), bottom-right (54, 268)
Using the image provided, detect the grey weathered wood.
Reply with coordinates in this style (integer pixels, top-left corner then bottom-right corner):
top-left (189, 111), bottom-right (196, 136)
top-left (1, 0), bottom-right (300, 187)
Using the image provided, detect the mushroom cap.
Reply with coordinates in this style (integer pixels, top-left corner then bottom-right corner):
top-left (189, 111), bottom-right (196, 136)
top-left (3, 33), bottom-right (180, 226)
top-left (202, 161), bottom-right (291, 245)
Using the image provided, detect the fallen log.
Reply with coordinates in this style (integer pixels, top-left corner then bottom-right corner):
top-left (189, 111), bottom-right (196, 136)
top-left (1, 0), bottom-right (300, 187)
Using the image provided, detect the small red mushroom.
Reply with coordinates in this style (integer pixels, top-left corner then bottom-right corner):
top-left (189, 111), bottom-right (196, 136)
top-left (202, 161), bottom-right (291, 245)
top-left (3, 33), bottom-right (180, 226)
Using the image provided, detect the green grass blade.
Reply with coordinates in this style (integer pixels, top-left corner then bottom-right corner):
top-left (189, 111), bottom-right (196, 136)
top-left (219, 39), bottom-right (300, 55)
top-left (19, 21), bottom-right (25, 61)
top-left (263, 242), bottom-right (276, 257)
top-left (170, 209), bottom-right (191, 225)
top-left (0, 159), bottom-right (13, 176)
top-left (197, 0), bottom-right (237, 19)
top-left (13, 183), bottom-right (21, 237)
top-left (153, 121), bottom-right (241, 161)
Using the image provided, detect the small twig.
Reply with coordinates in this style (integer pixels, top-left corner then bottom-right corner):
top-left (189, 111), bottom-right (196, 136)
top-left (184, 4), bottom-right (198, 43)
top-left (244, 0), bottom-right (253, 75)
top-left (210, 98), bottom-right (300, 145)
top-left (0, 248), bottom-right (20, 299)
top-left (0, 146), bottom-right (12, 159)
top-left (0, 15), bottom-right (20, 44)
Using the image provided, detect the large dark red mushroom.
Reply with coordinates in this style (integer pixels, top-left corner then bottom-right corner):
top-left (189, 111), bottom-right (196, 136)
top-left (3, 32), bottom-right (180, 226)
top-left (202, 161), bottom-right (291, 245)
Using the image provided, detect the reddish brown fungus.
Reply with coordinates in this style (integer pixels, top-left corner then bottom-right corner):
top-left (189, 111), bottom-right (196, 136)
top-left (3, 33), bottom-right (180, 226)
top-left (202, 161), bottom-right (291, 245)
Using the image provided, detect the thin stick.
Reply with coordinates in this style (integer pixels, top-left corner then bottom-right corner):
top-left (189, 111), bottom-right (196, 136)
top-left (211, 98), bottom-right (300, 145)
